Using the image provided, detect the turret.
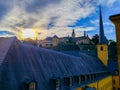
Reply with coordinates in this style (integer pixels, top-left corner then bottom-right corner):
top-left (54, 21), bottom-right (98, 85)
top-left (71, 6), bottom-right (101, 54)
top-left (72, 29), bottom-right (75, 38)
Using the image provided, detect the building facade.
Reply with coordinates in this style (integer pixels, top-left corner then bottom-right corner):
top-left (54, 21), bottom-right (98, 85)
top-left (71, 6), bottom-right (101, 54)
top-left (37, 31), bottom-right (91, 48)
top-left (110, 14), bottom-right (120, 90)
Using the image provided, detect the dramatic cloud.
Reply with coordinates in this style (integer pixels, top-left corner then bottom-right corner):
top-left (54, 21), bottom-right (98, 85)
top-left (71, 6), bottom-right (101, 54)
top-left (0, 0), bottom-right (119, 39)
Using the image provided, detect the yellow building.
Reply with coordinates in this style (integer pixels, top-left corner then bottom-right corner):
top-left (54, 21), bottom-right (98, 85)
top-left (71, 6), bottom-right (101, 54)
top-left (52, 35), bottom-right (59, 47)
top-left (110, 14), bottom-right (120, 90)
top-left (76, 76), bottom-right (112, 90)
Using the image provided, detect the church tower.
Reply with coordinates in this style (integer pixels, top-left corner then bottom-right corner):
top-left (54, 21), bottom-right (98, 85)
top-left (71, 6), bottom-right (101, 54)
top-left (72, 29), bottom-right (75, 38)
top-left (97, 8), bottom-right (108, 66)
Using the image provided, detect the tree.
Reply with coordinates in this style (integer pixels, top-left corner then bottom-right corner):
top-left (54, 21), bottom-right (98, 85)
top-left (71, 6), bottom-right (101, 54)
top-left (91, 34), bottom-right (99, 45)
top-left (23, 38), bottom-right (37, 46)
top-left (108, 40), bottom-right (117, 59)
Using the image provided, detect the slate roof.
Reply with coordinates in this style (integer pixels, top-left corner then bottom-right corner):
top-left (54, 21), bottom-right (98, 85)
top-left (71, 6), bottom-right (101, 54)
top-left (53, 35), bottom-right (58, 38)
top-left (74, 36), bottom-right (90, 42)
top-left (45, 37), bottom-right (53, 40)
top-left (0, 37), bottom-right (108, 90)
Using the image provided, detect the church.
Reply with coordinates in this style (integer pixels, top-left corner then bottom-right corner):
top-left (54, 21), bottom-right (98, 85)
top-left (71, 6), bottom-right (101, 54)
top-left (0, 9), bottom-right (120, 90)
top-left (37, 29), bottom-right (91, 48)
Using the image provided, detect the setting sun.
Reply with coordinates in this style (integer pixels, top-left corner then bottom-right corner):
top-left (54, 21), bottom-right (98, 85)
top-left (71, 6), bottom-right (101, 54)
top-left (22, 29), bottom-right (35, 39)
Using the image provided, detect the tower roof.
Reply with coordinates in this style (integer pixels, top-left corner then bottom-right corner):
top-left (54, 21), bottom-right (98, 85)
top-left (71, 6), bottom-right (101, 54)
top-left (72, 29), bottom-right (75, 38)
top-left (99, 7), bottom-right (107, 44)
top-left (84, 31), bottom-right (86, 37)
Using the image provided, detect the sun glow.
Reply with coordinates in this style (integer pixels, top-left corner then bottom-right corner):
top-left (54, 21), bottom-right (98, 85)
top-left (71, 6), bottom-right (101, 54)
top-left (22, 29), bottom-right (35, 39)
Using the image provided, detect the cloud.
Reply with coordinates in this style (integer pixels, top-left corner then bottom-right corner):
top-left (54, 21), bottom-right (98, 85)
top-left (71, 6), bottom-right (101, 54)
top-left (90, 19), bottom-right (113, 26)
top-left (90, 19), bottom-right (99, 26)
top-left (98, 0), bottom-right (120, 7)
top-left (0, 0), bottom-right (119, 39)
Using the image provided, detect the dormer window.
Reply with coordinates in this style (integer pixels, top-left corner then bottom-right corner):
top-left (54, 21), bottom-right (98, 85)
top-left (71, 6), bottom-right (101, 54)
top-left (50, 78), bottom-right (61, 90)
top-left (24, 81), bottom-right (36, 90)
top-left (81, 75), bottom-right (85, 82)
top-left (29, 82), bottom-right (36, 90)
top-left (74, 76), bottom-right (81, 84)
top-left (64, 77), bottom-right (73, 87)
top-left (56, 79), bottom-right (60, 90)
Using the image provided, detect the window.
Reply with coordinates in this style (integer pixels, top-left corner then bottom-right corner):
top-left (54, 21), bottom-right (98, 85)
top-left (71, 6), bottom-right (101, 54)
top-left (24, 81), bottom-right (36, 90)
top-left (94, 74), bottom-right (97, 79)
top-left (81, 75), bottom-right (85, 82)
top-left (113, 80), bottom-right (116, 84)
top-left (64, 77), bottom-right (72, 87)
top-left (78, 76), bottom-right (81, 84)
top-left (29, 82), bottom-right (36, 90)
top-left (50, 78), bottom-right (61, 90)
top-left (56, 79), bottom-right (60, 90)
top-left (74, 76), bottom-right (79, 84)
top-left (86, 75), bottom-right (90, 81)
top-left (91, 74), bottom-right (94, 80)
top-left (74, 76), bottom-right (81, 84)
top-left (100, 46), bottom-right (103, 51)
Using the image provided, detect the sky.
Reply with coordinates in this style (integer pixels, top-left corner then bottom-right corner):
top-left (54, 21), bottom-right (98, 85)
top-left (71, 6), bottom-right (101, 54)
top-left (0, 0), bottom-right (120, 40)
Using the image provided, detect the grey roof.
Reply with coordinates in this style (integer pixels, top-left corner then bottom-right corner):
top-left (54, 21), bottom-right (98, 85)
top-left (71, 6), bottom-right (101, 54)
top-left (74, 36), bottom-right (90, 41)
top-left (0, 37), bottom-right (108, 90)
top-left (53, 35), bottom-right (58, 38)
top-left (45, 37), bottom-right (53, 40)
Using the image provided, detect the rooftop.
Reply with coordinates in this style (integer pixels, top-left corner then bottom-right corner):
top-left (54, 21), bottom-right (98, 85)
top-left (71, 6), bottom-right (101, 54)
top-left (0, 37), bottom-right (109, 90)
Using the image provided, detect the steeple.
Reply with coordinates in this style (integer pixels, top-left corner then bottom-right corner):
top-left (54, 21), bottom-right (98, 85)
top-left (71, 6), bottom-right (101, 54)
top-left (99, 7), bottom-right (107, 44)
top-left (84, 31), bottom-right (86, 37)
top-left (72, 29), bottom-right (75, 38)
top-left (97, 7), bottom-right (108, 66)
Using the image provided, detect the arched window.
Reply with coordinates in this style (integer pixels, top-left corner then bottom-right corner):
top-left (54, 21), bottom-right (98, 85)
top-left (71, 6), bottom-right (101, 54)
top-left (100, 46), bottom-right (103, 51)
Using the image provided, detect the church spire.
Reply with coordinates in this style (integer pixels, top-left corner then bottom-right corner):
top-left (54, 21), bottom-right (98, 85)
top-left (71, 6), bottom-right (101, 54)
top-left (72, 29), bottom-right (75, 38)
top-left (84, 31), bottom-right (86, 37)
top-left (99, 7), bottom-right (107, 44)
top-left (97, 7), bottom-right (108, 66)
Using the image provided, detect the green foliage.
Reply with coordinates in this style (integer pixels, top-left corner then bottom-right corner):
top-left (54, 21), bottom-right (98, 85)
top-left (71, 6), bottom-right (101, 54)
top-left (91, 34), bottom-right (99, 45)
top-left (108, 40), bottom-right (117, 59)
top-left (53, 43), bottom-right (80, 51)
top-left (23, 38), bottom-right (37, 46)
